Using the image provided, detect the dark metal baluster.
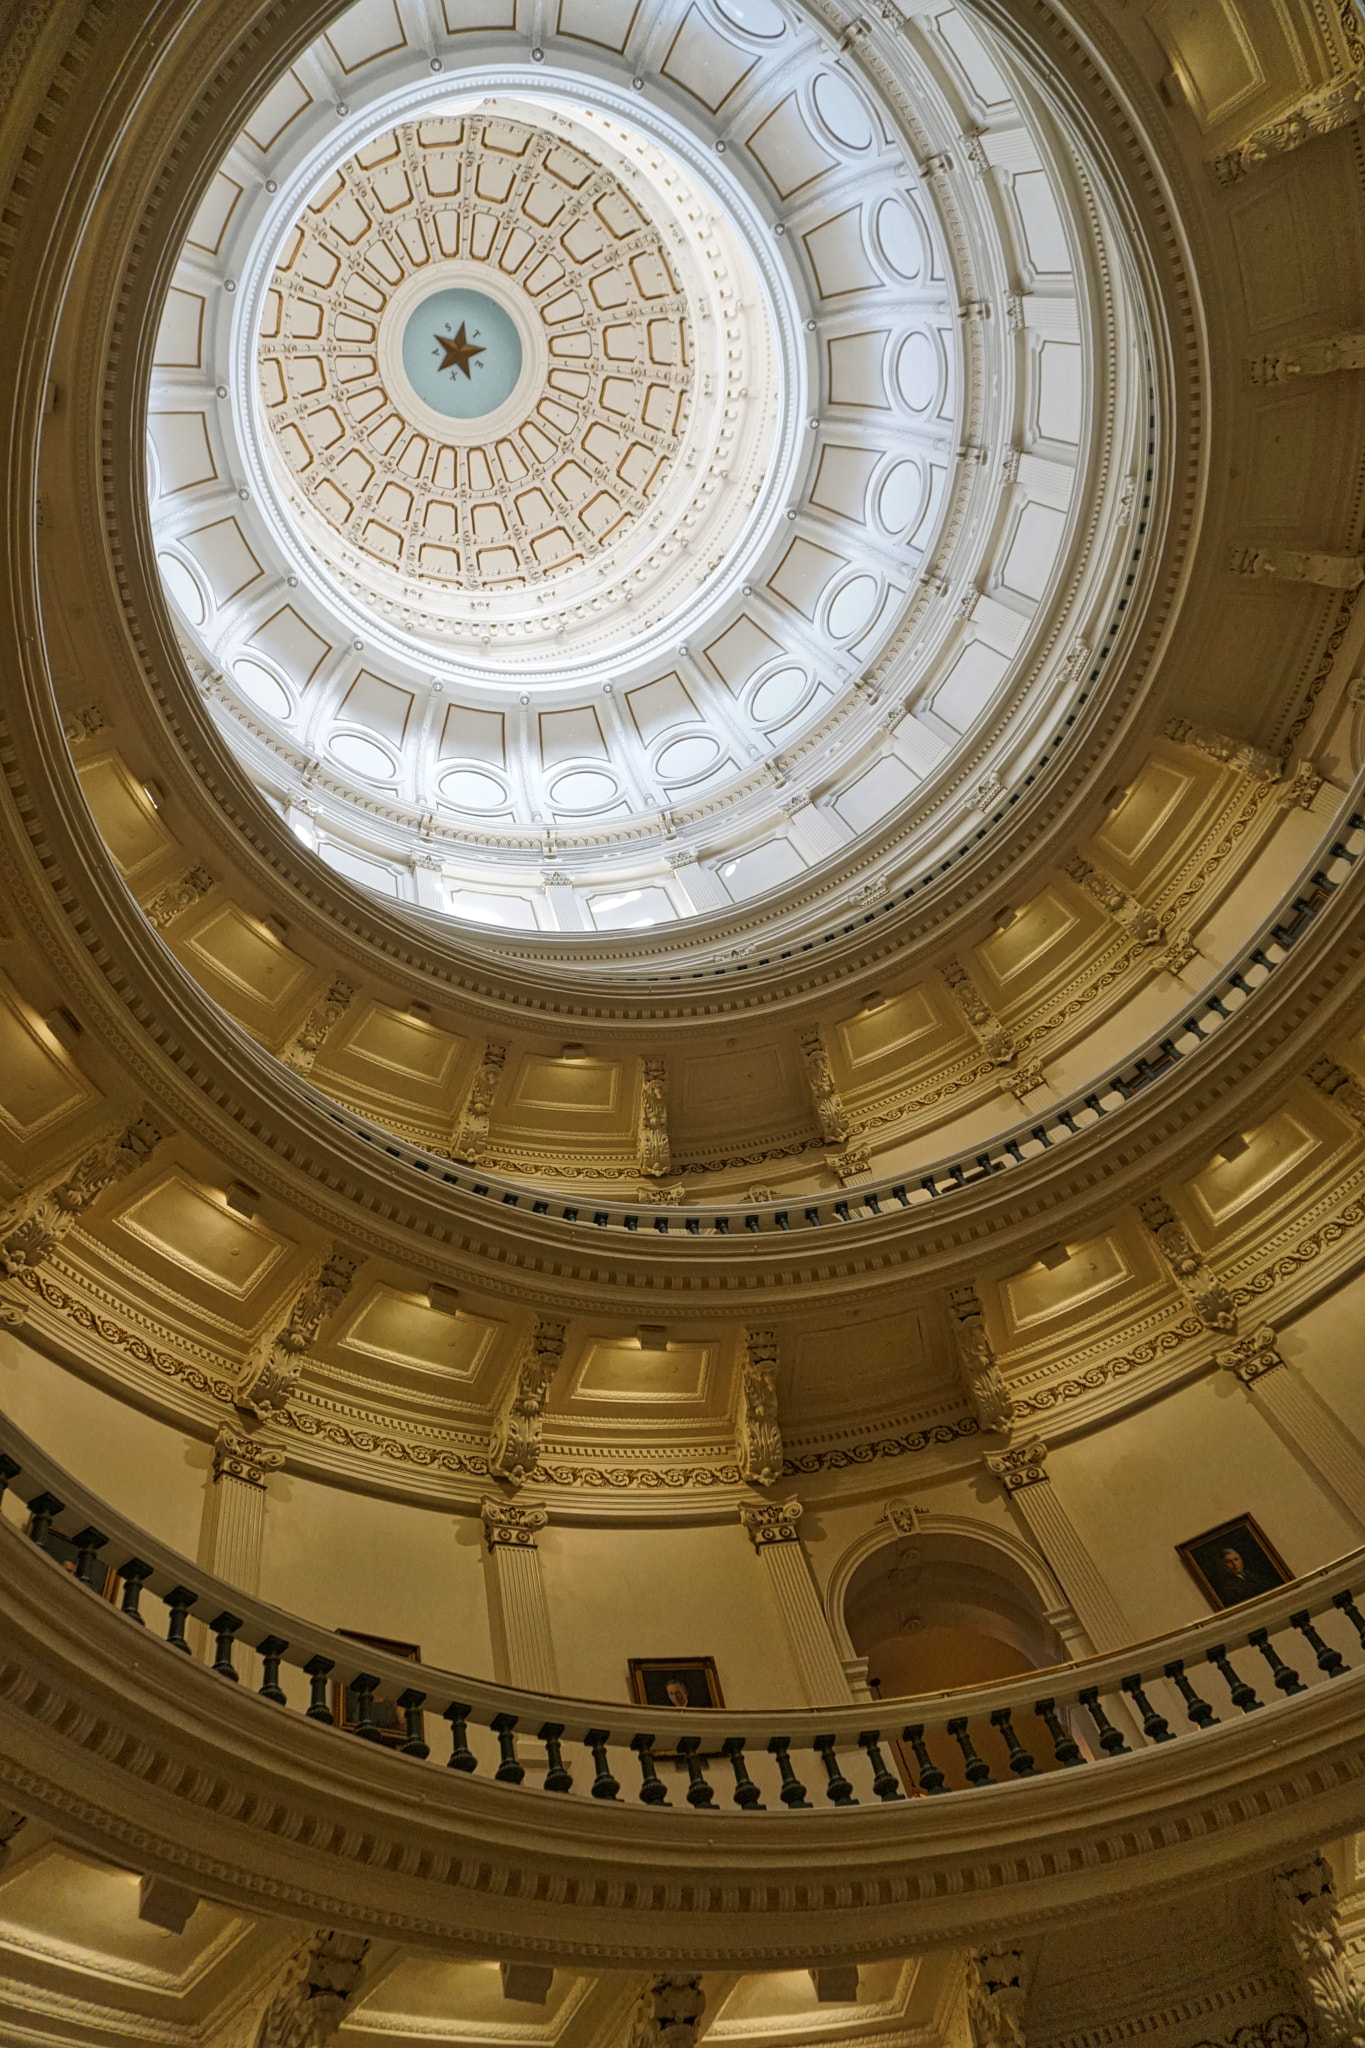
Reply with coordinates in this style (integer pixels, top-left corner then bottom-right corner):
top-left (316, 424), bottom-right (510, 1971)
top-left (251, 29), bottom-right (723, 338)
top-left (1248, 1626), bottom-right (1305, 1696)
top-left (0, 1453), bottom-right (20, 1503)
top-left (257, 1635), bottom-right (288, 1705)
top-left (990, 1707), bottom-right (1036, 1775)
top-left (1332, 1588), bottom-right (1365, 1651)
top-left (27, 1492), bottom-right (62, 1552)
top-left (722, 1736), bottom-right (764, 1808)
top-left (71, 1525), bottom-right (108, 1587)
top-left (163, 1585), bottom-right (197, 1654)
top-left (767, 1736), bottom-right (812, 1808)
top-left (677, 1735), bottom-right (716, 1807)
top-left (584, 1728), bottom-right (620, 1800)
top-left (631, 1733), bottom-right (669, 1805)
top-left (948, 1715), bottom-right (993, 1784)
top-left (1290, 1608), bottom-right (1346, 1678)
top-left (538, 1721), bottom-right (571, 1792)
top-left (398, 1689), bottom-right (429, 1758)
top-left (304, 1654), bottom-right (335, 1722)
top-left (444, 1702), bottom-right (477, 1771)
top-left (209, 1612), bottom-right (243, 1682)
top-left (858, 1730), bottom-right (904, 1800)
top-left (1034, 1698), bottom-right (1082, 1766)
top-left (349, 1674), bottom-right (383, 1740)
top-left (1164, 1657), bottom-right (1218, 1727)
top-left (116, 1558), bottom-right (151, 1623)
top-left (1078, 1686), bottom-right (1129, 1755)
top-left (492, 1711), bottom-right (524, 1783)
top-left (1207, 1643), bottom-right (1262, 1713)
top-left (1121, 1675), bottom-right (1173, 1741)
top-left (901, 1723), bottom-right (948, 1794)
top-left (813, 1734), bottom-right (857, 1805)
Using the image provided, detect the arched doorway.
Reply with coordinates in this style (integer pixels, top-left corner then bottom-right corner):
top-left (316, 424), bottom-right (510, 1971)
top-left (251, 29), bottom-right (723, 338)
top-left (841, 1523), bottom-right (1072, 1788)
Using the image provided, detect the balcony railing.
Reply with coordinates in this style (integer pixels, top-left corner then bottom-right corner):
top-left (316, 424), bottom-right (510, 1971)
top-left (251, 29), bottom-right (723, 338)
top-left (287, 797), bottom-right (1365, 1242)
top-left (4, 1409), bottom-right (1364, 1816)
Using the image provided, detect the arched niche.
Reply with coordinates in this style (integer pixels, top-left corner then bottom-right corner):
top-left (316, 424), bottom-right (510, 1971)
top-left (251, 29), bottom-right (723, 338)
top-left (829, 1509), bottom-right (1076, 1788)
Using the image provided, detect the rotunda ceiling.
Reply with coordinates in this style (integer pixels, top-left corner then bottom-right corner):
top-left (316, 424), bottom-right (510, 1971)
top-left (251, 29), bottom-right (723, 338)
top-left (147, 0), bottom-right (1156, 955)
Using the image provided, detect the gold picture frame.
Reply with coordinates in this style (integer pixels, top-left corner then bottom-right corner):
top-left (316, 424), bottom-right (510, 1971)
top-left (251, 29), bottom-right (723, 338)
top-left (1176, 1512), bottom-right (1293, 1611)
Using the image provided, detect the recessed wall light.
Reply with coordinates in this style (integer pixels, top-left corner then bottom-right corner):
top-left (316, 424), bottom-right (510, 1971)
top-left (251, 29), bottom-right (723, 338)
top-left (1038, 1244), bottom-right (1070, 1270)
top-left (427, 1282), bottom-right (461, 1316)
top-left (43, 1006), bottom-right (81, 1049)
top-left (560, 1041), bottom-right (586, 1060)
top-left (1215, 1133), bottom-right (1250, 1164)
top-left (993, 906), bottom-right (1017, 930)
top-left (637, 1324), bottom-right (667, 1350)
top-left (409, 1000), bottom-right (432, 1022)
top-left (224, 1182), bottom-right (259, 1218)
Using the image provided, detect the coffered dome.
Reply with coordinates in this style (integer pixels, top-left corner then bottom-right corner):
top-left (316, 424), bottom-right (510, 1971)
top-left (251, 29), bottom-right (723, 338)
top-left (148, 0), bottom-right (1150, 949)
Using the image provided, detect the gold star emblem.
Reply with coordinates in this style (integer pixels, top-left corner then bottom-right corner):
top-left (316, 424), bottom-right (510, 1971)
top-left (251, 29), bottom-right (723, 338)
top-left (435, 322), bottom-right (486, 381)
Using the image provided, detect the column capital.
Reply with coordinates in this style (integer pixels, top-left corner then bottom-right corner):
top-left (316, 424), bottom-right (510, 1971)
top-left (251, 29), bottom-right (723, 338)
top-left (212, 1425), bottom-right (284, 1489)
top-left (1215, 1324), bottom-right (1286, 1384)
top-left (481, 1496), bottom-right (548, 1550)
top-left (739, 1499), bottom-right (803, 1547)
top-left (985, 1439), bottom-right (1049, 1492)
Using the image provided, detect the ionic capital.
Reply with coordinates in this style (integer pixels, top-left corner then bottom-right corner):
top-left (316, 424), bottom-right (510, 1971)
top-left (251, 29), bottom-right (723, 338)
top-left (985, 1439), bottom-right (1049, 1492)
top-left (481, 1497), bottom-right (549, 1550)
top-left (739, 1499), bottom-right (803, 1547)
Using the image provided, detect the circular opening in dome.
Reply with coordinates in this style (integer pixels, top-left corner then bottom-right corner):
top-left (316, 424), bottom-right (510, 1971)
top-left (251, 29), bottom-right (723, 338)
top-left (827, 575), bottom-right (879, 642)
top-left (439, 767), bottom-right (508, 812)
top-left (877, 460), bottom-right (927, 535)
top-left (874, 197), bottom-right (925, 281)
top-left (812, 72), bottom-right (873, 151)
top-left (657, 734), bottom-right (722, 782)
top-left (750, 665), bottom-right (811, 726)
top-left (232, 660), bottom-right (292, 720)
top-left (330, 732), bottom-right (398, 781)
top-left (159, 553), bottom-right (205, 625)
top-left (550, 768), bottom-right (619, 810)
top-left (713, 0), bottom-right (786, 36)
top-left (401, 286), bottom-right (523, 420)
top-left (145, 2), bottom-right (1149, 959)
top-left (895, 331), bottom-right (939, 412)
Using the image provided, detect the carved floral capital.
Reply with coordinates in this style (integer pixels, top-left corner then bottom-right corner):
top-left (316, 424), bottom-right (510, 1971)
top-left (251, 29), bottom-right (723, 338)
top-left (985, 1439), bottom-right (1049, 1492)
top-left (739, 1499), bottom-right (803, 1547)
top-left (482, 1496), bottom-right (549, 1549)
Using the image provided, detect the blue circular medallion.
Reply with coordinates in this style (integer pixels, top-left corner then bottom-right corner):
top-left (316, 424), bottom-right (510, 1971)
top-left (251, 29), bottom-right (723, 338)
top-left (402, 288), bottom-right (523, 419)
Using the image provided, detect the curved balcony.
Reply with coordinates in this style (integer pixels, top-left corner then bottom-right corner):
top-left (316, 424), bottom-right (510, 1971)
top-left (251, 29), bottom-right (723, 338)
top-left (3, 1411), bottom-right (1364, 1965)
top-left (297, 799), bottom-right (1365, 1239)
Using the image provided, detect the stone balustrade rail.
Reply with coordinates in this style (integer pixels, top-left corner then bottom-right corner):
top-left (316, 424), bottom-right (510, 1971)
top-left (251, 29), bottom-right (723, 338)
top-left (3, 1409), bottom-right (1363, 1815)
top-left (289, 801), bottom-right (1365, 1239)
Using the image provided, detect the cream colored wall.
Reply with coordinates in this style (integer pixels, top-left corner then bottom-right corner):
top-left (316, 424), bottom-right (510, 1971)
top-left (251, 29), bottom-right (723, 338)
top-left (1044, 1372), bottom-right (1359, 1639)
top-left (535, 1519), bottom-right (806, 1708)
top-left (5, 1293), bottom-right (1365, 1706)
top-left (1281, 1268), bottom-right (1365, 1438)
top-left (259, 1473), bottom-right (496, 1680)
top-left (0, 1333), bottom-right (208, 1557)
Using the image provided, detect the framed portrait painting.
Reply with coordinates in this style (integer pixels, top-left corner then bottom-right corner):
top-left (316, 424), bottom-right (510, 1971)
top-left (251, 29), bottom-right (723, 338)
top-left (627, 1656), bottom-right (725, 1713)
top-left (1176, 1513), bottom-right (1293, 1611)
top-left (331, 1629), bottom-right (422, 1746)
